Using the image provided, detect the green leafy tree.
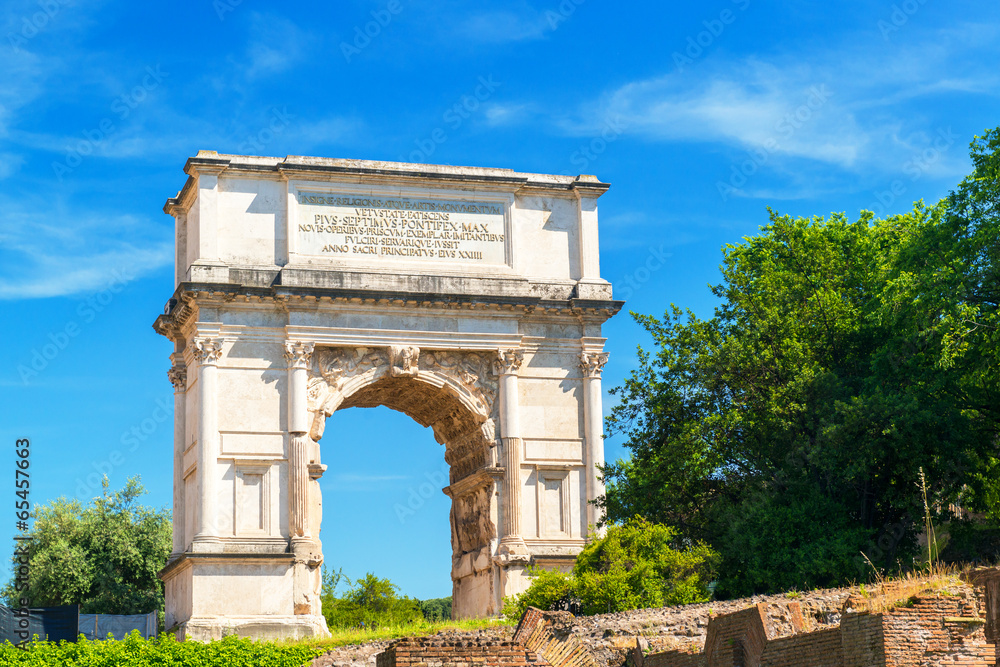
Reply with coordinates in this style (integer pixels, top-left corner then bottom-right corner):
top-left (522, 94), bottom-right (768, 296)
top-left (601, 129), bottom-right (1000, 597)
top-left (3, 476), bottom-right (171, 614)
top-left (321, 570), bottom-right (423, 629)
top-left (501, 567), bottom-right (573, 620)
top-left (574, 517), bottom-right (719, 614)
top-left (503, 518), bottom-right (718, 618)
top-left (418, 596), bottom-right (452, 621)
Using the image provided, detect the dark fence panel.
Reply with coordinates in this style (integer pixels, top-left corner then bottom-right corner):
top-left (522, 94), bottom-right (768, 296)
top-left (0, 603), bottom-right (79, 644)
top-left (78, 611), bottom-right (158, 640)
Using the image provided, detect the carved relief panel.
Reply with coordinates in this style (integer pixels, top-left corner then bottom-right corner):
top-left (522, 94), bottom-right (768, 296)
top-left (305, 346), bottom-right (499, 446)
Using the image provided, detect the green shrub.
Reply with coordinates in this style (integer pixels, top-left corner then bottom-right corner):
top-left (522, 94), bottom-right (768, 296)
top-left (501, 567), bottom-right (572, 620)
top-left (419, 597), bottom-right (452, 621)
top-left (0, 632), bottom-right (326, 666)
top-left (322, 572), bottom-right (423, 630)
top-left (574, 517), bottom-right (720, 614)
top-left (503, 518), bottom-right (719, 618)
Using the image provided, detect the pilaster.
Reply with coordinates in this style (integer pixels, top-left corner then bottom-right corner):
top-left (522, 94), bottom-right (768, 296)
top-left (168, 357), bottom-right (187, 557)
top-left (493, 348), bottom-right (529, 568)
top-left (190, 337), bottom-right (223, 552)
top-left (580, 351), bottom-right (609, 534)
top-left (285, 340), bottom-right (322, 617)
top-left (284, 341), bottom-right (315, 545)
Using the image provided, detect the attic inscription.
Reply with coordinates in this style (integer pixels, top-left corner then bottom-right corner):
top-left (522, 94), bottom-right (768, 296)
top-left (296, 192), bottom-right (507, 264)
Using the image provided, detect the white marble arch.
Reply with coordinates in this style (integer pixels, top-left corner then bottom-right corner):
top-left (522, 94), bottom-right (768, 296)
top-left (153, 153), bottom-right (621, 640)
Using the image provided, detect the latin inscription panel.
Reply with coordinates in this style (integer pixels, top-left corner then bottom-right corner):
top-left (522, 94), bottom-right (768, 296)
top-left (296, 192), bottom-right (507, 265)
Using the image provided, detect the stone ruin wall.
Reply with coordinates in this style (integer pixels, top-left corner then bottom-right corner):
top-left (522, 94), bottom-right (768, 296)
top-left (354, 567), bottom-right (1000, 667)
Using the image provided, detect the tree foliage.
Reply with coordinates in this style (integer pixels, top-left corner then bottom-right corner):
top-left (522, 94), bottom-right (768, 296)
top-left (503, 518), bottom-right (719, 618)
top-left (3, 476), bottom-right (171, 614)
top-left (418, 596), bottom-right (452, 622)
top-left (601, 128), bottom-right (1000, 597)
top-left (321, 569), bottom-right (423, 629)
top-left (501, 567), bottom-right (573, 620)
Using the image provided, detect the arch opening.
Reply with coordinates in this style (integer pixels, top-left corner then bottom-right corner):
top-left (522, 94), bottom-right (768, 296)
top-left (307, 346), bottom-right (503, 617)
top-left (319, 404), bottom-right (454, 601)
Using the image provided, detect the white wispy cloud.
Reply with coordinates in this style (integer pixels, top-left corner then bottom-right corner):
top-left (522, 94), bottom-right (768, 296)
top-left (0, 152), bottom-right (25, 179)
top-left (571, 61), bottom-right (867, 169)
top-left (484, 103), bottom-right (534, 126)
top-left (502, 23), bottom-right (999, 191)
top-left (242, 13), bottom-right (313, 80)
top-left (0, 201), bottom-right (172, 300)
top-left (452, 10), bottom-right (551, 43)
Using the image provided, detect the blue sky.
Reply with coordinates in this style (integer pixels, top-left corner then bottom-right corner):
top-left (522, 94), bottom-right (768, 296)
top-left (1, 0), bottom-right (998, 601)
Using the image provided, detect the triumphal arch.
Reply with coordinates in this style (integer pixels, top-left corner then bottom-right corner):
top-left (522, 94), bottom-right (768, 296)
top-left (153, 152), bottom-right (621, 640)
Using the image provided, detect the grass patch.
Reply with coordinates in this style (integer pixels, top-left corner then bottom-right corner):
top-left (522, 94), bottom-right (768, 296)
top-left (300, 617), bottom-right (512, 651)
top-left (850, 566), bottom-right (966, 614)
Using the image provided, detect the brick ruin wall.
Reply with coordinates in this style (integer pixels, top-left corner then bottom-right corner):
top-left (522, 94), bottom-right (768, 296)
top-left (375, 637), bottom-right (548, 667)
top-left (367, 567), bottom-right (1000, 667)
top-left (631, 570), bottom-right (999, 667)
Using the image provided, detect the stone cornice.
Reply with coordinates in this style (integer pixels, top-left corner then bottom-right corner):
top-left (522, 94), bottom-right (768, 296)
top-left (152, 282), bottom-right (623, 341)
top-left (164, 152), bottom-right (610, 214)
top-left (159, 552), bottom-right (295, 580)
top-left (443, 467), bottom-right (504, 499)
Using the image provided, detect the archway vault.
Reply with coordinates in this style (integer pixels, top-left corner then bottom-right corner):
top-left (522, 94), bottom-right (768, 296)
top-left (306, 346), bottom-right (503, 617)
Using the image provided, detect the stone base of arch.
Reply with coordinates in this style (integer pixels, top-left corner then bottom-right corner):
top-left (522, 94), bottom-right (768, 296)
top-left (174, 615), bottom-right (330, 642)
top-left (160, 552), bottom-right (331, 641)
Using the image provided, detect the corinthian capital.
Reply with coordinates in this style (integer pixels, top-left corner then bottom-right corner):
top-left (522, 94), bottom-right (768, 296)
top-left (284, 341), bottom-right (315, 369)
top-left (493, 348), bottom-right (524, 376)
top-left (167, 365), bottom-right (187, 392)
top-left (191, 338), bottom-right (224, 365)
top-left (580, 352), bottom-right (609, 378)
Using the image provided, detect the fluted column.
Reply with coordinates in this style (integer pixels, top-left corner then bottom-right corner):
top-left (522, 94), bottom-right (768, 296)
top-left (494, 348), bottom-right (529, 558)
top-left (168, 359), bottom-right (187, 556)
top-left (580, 352), bottom-right (609, 534)
top-left (285, 341), bottom-right (315, 548)
top-left (191, 337), bottom-right (223, 552)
